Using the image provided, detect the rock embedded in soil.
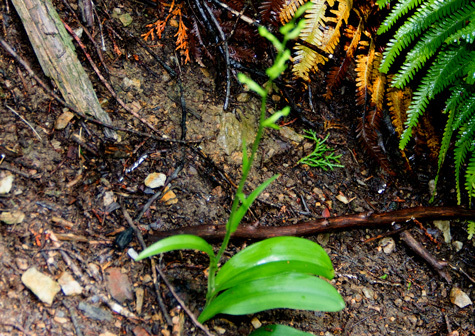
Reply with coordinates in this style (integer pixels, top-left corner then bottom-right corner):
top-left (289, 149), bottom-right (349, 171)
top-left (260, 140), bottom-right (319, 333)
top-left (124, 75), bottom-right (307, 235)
top-left (54, 110), bottom-right (74, 130)
top-left (58, 271), bottom-right (83, 296)
top-left (78, 302), bottom-right (113, 322)
top-left (0, 172), bottom-right (14, 194)
top-left (105, 267), bottom-right (134, 303)
top-left (450, 287), bottom-right (472, 308)
top-left (21, 267), bottom-right (61, 305)
top-left (144, 173), bottom-right (167, 189)
top-left (0, 211), bottom-right (25, 224)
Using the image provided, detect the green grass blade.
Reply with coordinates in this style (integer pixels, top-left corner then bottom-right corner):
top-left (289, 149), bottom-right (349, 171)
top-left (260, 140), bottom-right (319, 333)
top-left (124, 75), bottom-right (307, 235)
top-left (198, 272), bottom-right (345, 323)
top-left (135, 235), bottom-right (215, 261)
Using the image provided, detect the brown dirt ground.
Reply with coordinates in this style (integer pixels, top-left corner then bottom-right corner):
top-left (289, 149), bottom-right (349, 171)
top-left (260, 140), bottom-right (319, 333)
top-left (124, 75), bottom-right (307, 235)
top-left (0, 0), bottom-right (474, 335)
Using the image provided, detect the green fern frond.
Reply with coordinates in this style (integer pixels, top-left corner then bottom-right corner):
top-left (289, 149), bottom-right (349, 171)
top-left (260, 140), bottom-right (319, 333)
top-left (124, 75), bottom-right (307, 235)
top-left (380, 0), bottom-right (471, 75)
top-left (465, 154), bottom-right (475, 204)
top-left (430, 106), bottom-right (455, 202)
top-left (391, 9), bottom-right (473, 87)
top-left (376, 0), bottom-right (391, 8)
top-left (464, 56), bottom-right (475, 85)
top-left (399, 81), bottom-right (430, 149)
top-left (445, 15), bottom-right (475, 44)
top-left (454, 130), bottom-right (474, 204)
top-left (399, 46), bottom-right (469, 149)
top-left (452, 87), bottom-right (475, 131)
top-left (377, 0), bottom-right (424, 35)
top-left (467, 220), bottom-right (475, 240)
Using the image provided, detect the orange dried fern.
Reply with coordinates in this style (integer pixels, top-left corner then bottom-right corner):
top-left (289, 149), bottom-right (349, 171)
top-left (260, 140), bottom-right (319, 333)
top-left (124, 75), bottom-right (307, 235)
top-left (142, 0), bottom-right (191, 63)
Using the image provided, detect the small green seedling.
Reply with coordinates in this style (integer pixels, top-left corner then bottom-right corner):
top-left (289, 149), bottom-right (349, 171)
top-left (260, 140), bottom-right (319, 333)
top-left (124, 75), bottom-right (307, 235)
top-left (299, 130), bottom-right (344, 171)
top-left (135, 5), bottom-right (344, 334)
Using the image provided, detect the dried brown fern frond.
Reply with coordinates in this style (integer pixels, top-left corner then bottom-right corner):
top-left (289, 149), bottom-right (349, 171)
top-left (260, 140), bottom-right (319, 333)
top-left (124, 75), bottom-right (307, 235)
top-left (386, 77), bottom-right (412, 137)
top-left (280, 0), bottom-right (352, 81)
top-left (279, 0), bottom-right (308, 24)
top-left (370, 52), bottom-right (385, 111)
top-left (323, 0), bottom-right (352, 53)
top-left (260, 0), bottom-right (286, 25)
top-left (418, 115), bottom-right (440, 161)
top-left (355, 39), bottom-right (375, 106)
top-left (324, 20), bottom-right (363, 99)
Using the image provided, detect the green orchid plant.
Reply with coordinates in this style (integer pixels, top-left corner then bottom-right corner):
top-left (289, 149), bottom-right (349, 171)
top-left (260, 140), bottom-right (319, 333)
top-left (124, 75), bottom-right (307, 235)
top-left (135, 4), bottom-right (345, 334)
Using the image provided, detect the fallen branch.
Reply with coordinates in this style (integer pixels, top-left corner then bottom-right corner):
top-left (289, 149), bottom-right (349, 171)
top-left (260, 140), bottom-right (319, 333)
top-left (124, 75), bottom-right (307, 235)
top-left (149, 206), bottom-right (475, 241)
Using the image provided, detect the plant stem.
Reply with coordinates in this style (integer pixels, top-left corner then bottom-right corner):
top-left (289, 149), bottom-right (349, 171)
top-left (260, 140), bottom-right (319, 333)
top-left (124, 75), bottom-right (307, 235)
top-left (206, 92), bottom-right (269, 303)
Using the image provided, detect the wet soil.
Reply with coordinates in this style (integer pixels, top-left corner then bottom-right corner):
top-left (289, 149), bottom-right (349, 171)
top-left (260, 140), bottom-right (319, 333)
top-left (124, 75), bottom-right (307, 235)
top-left (0, 0), bottom-right (474, 335)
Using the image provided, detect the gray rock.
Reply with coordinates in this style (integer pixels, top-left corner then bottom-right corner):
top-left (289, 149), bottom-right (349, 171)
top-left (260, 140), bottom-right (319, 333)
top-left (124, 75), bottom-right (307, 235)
top-left (78, 302), bottom-right (113, 322)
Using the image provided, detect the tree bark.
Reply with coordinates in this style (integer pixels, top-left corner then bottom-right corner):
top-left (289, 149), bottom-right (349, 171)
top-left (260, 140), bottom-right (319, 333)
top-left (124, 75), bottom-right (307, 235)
top-left (11, 0), bottom-right (116, 139)
top-left (149, 206), bottom-right (475, 242)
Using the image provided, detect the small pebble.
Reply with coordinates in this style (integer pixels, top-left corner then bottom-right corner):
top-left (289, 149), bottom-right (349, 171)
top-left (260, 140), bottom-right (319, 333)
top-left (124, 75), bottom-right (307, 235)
top-left (0, 210), bottom-right (25, 225)
top-left (105, 267), bottom-right (134, 303)
top-left (133, 326), bottom-right (150, 336)
top-left (21, 267), bottom-right (61, 305)
top-left (251, 317), bottom-right (262, 329)
top-left (450, 287), bottom-right (472, 308)
top-left (58, 271), bottom-right (83, 296)
top-left (380, 237), bottom-right (396, 254)
top-left (213, 326), bottom-right (226, 335)
top-left (15, 258), bottom-right (29, 271)
top-left (78, 302), bottom-right (113, 322)
top-left (0, 172), bottom-right (14, 194)
top-left (144, 173), bottom-right (167, 189)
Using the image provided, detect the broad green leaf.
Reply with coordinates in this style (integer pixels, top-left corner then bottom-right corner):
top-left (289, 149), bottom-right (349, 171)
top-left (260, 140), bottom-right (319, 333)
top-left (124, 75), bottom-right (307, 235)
top-left (214, 237), bottom-right (334, 292)
top-left (135, 235), bottom-right (215, 262)
top-left (228, 174), bottom-right (279, 233)
top-left (198, 272), bottom-right (345, 323)
top-left (249, 324), bottom-right (313, 336)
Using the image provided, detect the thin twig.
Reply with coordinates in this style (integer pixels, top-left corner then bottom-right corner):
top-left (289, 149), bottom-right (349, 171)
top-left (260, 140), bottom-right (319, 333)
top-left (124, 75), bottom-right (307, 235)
top-left (210, 0), bottom-right (256, 25)
top-left (156, 266), bottom-right (213, 336)
top-left (203, 0), bottom-right (230, 110)
top-left (5, 104), bottom-right (42, 140)
top-left (121, 205), bottom-right (173, 326)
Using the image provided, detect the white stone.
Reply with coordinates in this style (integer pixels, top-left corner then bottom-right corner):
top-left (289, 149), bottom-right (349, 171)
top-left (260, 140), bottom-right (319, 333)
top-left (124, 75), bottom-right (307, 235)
top-left (58, 271), bottom-right (83, 296)
top-left (144, 173), bottom-right (166, 189)
top-left (21, 267), bottom-right (61, 305)
top-left (450, 287), bottom-right (472, 308)
top-left (0, 173), bottom-right (14, 194)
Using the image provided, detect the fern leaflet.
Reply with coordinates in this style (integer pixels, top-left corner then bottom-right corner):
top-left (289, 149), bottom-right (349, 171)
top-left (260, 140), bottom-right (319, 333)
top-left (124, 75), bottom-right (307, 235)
top-left (377, 0), bottom-right (425, 35)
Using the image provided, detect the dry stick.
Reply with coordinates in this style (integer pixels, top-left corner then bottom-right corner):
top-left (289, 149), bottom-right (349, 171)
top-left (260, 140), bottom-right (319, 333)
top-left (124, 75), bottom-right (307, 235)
top-left (121, 206), bottom-right (173, 327)
top-left (156, 266), bottom-right (213, 336)
top-left (59, 0), bottom-right (109, 74)
top-left (0, 38), bottom-right (197, 144)
top-left (149, 206), bottom-right (475, 240)
top-left (399, 230), bottom-right (452, 283)
top-left (202, 0), bottom-right (231, 110)
top-left (62, 21), bottom-right (164, 136)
